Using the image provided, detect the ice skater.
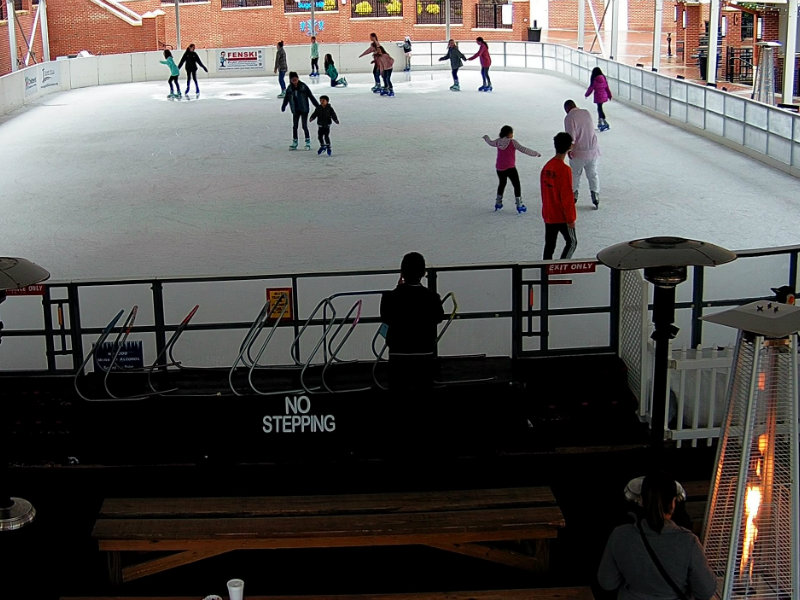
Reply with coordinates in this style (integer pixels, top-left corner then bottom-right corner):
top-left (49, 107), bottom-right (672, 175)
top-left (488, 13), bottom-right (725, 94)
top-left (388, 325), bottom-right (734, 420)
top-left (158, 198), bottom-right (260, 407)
top-left (359, 33), bottom-right (382, 92)
top-left (310, 95), bottom-right (339, 156)
top-left (309, 36), bottom-right (320, 77)
top-left (324, 54), bottom-right (347, 87)
top-left (281, 71), bottom-right (320, 150)
top-left (177, 43), bottom-right (208, 96)
top-left (159, 49), bottom-right (181, 98)
top-left (482, 125), bottom-right (542, 214)
top-left (468, 37), bottom-right (492, 91)
top-left (275, 41), bottom-right (288, 98)
top-left (585, 67), bottom-right (612, 131)
top-left (563, 99), bottom-right (601, 208)
top-left (374, 45), bottom-right (395, 96)
top-left (401, 36), bottom-right (412, 71)
top-left (540, 132), bottom-right (577, 260)
top-left (439, 39), bottom-right (466, 91)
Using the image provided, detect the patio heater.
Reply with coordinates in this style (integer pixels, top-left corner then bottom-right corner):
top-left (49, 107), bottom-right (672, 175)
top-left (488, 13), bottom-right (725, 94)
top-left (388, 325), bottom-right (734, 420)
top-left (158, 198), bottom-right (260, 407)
top-left (0, 257), bottom-right (51, 532)
top-left (700, 301), bottom-right (800, 599)
top-left (597, 237), bottom-right (736, 453)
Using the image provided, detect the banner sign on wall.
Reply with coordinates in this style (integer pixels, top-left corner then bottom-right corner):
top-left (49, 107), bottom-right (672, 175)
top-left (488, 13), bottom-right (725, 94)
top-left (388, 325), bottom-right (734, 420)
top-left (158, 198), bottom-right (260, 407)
top-left (41, 65), bottom-right (59, 89)
top-left (24, 75), bottom-right (38, 97)
top-left (93, 340), bottom-right (144, 371)
top-left (218, 49), bottom-right (264, 71)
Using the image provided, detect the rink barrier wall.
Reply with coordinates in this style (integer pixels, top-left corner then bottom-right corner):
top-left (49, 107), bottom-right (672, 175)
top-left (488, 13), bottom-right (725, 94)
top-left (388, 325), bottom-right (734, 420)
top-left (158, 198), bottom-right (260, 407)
top-left (2, 41), bottom-right (799, 176)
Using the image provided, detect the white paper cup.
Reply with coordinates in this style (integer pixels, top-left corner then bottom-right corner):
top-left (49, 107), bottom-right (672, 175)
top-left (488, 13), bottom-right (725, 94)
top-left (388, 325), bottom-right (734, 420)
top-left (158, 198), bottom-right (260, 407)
top-left (227, 578), bottom-right (244, 600)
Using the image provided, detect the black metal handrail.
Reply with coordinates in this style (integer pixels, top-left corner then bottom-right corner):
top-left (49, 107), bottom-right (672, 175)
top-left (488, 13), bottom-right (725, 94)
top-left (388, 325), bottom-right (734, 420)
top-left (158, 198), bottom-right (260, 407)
top-left (475, 3), bottom-right (511, 29)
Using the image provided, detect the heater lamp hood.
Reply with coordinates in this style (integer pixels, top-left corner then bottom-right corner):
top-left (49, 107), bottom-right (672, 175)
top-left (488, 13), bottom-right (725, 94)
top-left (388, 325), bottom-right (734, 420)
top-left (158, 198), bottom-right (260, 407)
top-left (702, 300), bottom-right (800, 337)
top-left (0, 257), bottom-right (50, 291)
top-left (597, 237), bottom-right (737, 270)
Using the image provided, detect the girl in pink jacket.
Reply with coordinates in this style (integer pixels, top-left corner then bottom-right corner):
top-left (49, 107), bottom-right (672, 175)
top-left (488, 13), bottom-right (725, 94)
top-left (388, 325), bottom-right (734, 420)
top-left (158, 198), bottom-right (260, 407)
top-left (483, 125), bottom-right (542, 213)
top-left (468, 37), bottom-right (493, 92)
top-left (585, 67), bottom-right (612, 131)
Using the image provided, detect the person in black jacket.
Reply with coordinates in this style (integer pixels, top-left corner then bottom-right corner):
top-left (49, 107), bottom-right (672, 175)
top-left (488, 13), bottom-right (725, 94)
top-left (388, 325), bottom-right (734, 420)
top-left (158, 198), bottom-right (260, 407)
top-left (309, 95), bottom-right (339, 156)
top-left (281, 72), bottom-right (320, 150)
top-left (178, 43), bottom-right (208, 96)
top-left (379, 252), bottom-right (445, 391)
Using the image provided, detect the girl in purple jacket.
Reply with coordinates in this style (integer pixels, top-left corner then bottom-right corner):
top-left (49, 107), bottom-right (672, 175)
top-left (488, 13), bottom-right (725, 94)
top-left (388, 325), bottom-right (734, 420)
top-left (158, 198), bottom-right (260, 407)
top-left (586, 67), bottom-right (612, 131)
top-left (468, 37), bottom-right (493, 92)
top-left (483, 125), bottom-right (542, 213)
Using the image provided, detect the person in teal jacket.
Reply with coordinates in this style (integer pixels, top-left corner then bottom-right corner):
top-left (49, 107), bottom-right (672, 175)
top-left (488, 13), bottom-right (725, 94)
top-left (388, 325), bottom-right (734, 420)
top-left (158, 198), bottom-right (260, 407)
top-left (159, 49), bottom-right (181, 98)
top-left (323, 54), bottom-right (347, 87)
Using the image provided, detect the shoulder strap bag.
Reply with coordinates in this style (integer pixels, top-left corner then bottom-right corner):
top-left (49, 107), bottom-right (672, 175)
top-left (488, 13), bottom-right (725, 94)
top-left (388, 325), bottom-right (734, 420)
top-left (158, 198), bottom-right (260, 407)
top-left (637, 519), bottom-right (690, 600)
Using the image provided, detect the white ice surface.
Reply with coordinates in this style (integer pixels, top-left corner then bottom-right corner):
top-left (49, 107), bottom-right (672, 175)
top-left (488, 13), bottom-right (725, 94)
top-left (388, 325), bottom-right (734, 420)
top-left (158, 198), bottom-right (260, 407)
top-left (1, 70), bottom-right (798, 282)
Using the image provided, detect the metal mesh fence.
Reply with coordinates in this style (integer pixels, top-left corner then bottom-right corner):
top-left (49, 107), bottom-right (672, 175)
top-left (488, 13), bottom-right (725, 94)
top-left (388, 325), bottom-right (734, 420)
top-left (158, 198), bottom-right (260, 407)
top-left (703, 333), bottom-right (798, 599)
top-left (618, 270), bottom-right (649, 417)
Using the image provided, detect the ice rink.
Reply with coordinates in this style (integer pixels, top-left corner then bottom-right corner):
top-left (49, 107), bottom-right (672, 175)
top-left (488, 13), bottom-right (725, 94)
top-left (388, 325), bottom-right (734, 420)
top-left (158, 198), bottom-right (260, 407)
top-left (1, 68), bottom-right (798, 282)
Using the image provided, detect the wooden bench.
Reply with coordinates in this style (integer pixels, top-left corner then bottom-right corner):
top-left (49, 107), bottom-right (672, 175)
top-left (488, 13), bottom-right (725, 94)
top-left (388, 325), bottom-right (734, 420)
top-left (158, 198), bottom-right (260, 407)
top-left (61, 589), bottom-right (594, 600)
top-left (93, 487), bottom-right (566, 585)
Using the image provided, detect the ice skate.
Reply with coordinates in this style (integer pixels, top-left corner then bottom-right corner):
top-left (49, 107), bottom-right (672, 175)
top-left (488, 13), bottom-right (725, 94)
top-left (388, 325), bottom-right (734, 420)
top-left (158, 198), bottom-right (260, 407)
top-left (591, 191), bottom-right (600, 209)
top-left (449, 83), bottom-right (460, 91)
top-left (326, 146), bottom-right (332, 156)
top-left (478, 85), bottom-right (487, 92)
top-left (289, 139), bottom-right (298, 150)
top-left (341, 78), bottom-right (348, 87)
top-left (515, 198), bottom-right (527, 214)
top-left (387, 90), bottom-right (395, 97)
top-left (599, 119), bottom-right (610, 132)
top-left (494, 195), bottom-right (503, 211)
top-left (318, 145), bottom-right (326, 155)
top-left (484, 85), bottom-right (493, 92)
top-left (277, 91), bottom-right (286, 98)
top-left (304, 138), bottom-right (311, 150)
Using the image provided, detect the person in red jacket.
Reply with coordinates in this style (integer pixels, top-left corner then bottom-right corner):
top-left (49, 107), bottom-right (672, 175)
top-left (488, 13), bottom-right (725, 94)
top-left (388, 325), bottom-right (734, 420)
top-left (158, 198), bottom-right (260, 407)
top-left (467, 37), bottom-right (493, 92)
top-left (540, 132), bottom-right (577, 260)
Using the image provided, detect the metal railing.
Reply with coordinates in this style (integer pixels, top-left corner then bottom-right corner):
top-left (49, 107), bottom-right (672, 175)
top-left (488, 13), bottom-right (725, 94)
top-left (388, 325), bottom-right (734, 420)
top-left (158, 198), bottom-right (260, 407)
top-left (415, 0), bottom-right (462, 25)
top-left (725, 46), bottom-right (753, 85)
top-left (351, 0), bottom-right (402, 18)
top-left (221, 0), bottom-right (272, 7)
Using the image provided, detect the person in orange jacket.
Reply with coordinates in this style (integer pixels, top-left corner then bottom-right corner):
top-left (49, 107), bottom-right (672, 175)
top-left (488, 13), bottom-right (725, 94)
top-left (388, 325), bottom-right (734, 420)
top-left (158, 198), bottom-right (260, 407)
top-left (540, 132), bottom-right (577, 260)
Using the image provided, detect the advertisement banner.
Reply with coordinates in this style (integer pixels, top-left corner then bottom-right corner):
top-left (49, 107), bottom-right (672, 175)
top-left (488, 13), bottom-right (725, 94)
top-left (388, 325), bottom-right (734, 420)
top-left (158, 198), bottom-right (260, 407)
top-left (24, 74), bottom-right (38, 97)
top-left (218, 49), bottom-right (265, 71)
top-left (40, 65), bottom-right (60, 89)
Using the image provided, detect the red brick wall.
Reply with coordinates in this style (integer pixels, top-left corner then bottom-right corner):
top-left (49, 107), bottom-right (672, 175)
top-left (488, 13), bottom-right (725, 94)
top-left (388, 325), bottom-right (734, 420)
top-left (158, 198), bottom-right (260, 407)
top-left (46, 0), bottom-right (161, 57)
top-left (0, 0), bottom-right (46, 74)
top-left (548, 0), bottom-right (603, 30)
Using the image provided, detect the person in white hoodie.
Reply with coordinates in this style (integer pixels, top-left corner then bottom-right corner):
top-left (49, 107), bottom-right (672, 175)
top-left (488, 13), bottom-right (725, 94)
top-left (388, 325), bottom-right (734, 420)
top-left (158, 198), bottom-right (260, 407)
top-left (563, 99), bottom-right (601, 209)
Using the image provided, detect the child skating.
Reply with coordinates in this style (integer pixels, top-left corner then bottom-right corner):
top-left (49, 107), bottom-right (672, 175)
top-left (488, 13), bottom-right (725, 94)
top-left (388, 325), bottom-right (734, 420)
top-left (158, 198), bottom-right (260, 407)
top-left (177, 43), bottom-right (208, 96)
top-left (374, 46), bottom-right (395, 96)
top-left (439, 39), bottom-right (466, 91)
top-left (309, 36), bottom-right (320, 77)
top-left (324, 54), bottom-right (347, 87)
top-left (468, 37), bottom-right (492, 91)
top-left (585, 67), bottom-right (612, 131)
top-left (483, 125), bottom-right (542, 213)
top-left (310, 95), bottom-right (339, 156)
top-left (159, 49), bottom-right (181, 98)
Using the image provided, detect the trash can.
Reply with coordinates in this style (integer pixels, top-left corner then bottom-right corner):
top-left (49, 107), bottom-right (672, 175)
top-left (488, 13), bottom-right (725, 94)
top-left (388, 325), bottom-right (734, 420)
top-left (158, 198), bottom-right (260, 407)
top-left (528, 26), bottom-right (542, 42)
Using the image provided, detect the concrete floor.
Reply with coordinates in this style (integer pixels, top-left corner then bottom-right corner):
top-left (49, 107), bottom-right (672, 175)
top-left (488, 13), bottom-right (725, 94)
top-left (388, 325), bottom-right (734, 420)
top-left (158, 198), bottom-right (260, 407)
top-left (1, 68), bottom-right (798, 282)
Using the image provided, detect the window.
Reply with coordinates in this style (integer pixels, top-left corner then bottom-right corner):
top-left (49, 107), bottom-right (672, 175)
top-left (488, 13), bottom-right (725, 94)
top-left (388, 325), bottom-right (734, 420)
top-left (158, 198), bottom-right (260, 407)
top-left (475, 3), bottom-right (511, 29)
top-left (416, 0), bottom-right (462, 25)
top-left (285, 0), bottom-right (337, 13)
top-left (351, 0), bottom-right (403, 19)
top-left (741, 12), bottom-right (754, 39)
top-left (1, 0), bottom-right (23, 19)
top-left (221, 0), bottom-right (272, 7)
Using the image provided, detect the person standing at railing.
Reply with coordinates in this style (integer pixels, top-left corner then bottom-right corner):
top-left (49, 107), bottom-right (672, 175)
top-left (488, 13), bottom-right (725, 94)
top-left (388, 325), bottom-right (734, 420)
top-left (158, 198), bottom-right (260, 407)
top-left (467, 37), bottom-right (493, 92)
top-left (380, 252), bottom-right (445, 391)
top-left (359, 33), bottom-right (382, 93)
top-left (309, 36), bottom-right (320, 77)
top-left (439, 39), bottom-right (466, 91)
top-left (177, 43), bottom-right (208, 97)
top-left (563, 99), bottom-right (601, 209)
top-left (400, 36), bottom-right (412, 71)
top-left (275, 41), bottom-right (288, 98)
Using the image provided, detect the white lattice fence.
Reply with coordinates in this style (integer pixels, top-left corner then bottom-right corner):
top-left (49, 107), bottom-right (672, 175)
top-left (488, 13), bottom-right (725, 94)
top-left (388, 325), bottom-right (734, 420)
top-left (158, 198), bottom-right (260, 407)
top-left (618, 270), bottom-right (650, 418)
